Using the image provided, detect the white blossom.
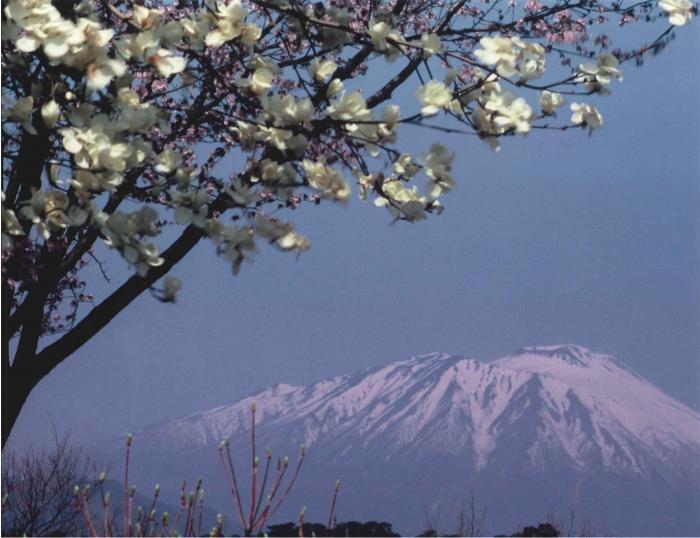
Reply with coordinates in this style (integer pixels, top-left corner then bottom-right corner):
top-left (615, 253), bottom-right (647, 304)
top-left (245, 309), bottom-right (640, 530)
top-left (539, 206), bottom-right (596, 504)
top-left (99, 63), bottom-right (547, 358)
top-left (326, 79), bottom-right (344, 98)
top-left (419, 33), bottom-right (442, 57)
top-left (326, 91), bottom-right (371, 122)
top-left (659, 0), bottom-right (694, 25)
top-left (571, 102), bottom-right (603, 134)
top-left (368, 20), bottom-right (393, 51)
top-left (302, 160), bottom-right (350, 202)
top-left (148, 48), bottom-right (187, 77)
top-left (4, 96), bottom-right (36, 134)
top-left (415, 80), bottom-right (452, 116)
top-left (155, 148), bottom-right (184, 174)
top-left (309, 58), bottom-right (338, 82)
top-left (2, 208), bottom-right (24, 250)
top-left (162, 276), bottom-right (182, 302)
top-left (484, 91), bottom-right (533, 134)
top-left (40, 100), bottom-right (60, 128)
top-left (474, 36), bottom-right (519, 78)
top-left (539, 91), bottom-right (565, 115)
top-left (577, 53), bottom-right (623, 92)
top-left (238, 67), bottom-right (273, 95)
top-left (422, 144), bottom-right (455, 200)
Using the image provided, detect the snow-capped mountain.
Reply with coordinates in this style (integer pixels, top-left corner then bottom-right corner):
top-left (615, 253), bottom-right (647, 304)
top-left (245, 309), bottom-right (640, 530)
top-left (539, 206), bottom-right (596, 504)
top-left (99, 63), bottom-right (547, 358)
top-left (96, 345), bottom-right (700, 535)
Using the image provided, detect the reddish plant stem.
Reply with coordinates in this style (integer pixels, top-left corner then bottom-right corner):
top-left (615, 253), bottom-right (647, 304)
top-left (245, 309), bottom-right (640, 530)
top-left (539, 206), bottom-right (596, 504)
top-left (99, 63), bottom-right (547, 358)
top-left (124, 436), bottom-right (132, 536)
top-left (327, 481), bottom-right (341, 533)
top-left (80, 490), bottom-right (99, 537)
top-left (220, 443), bottom-right (247, 531)
top-left (247, 405), bottom-right (257, 533)
top-left (267, 451), bottom-right (305, 521)
top-left (251, 460), bottom-right (288, 531)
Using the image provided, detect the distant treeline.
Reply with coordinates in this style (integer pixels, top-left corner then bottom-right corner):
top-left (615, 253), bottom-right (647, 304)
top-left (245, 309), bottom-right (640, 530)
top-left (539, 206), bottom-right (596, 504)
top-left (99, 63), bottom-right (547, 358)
top-left (262, 520), bottom-right (561, 537)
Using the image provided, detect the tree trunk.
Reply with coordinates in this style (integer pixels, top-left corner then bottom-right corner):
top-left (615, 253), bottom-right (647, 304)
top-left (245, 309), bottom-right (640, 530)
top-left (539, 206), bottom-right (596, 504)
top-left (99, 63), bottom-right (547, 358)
top-left (2, 224), bottom-right (206, 447)
top-left (2, 362), bottom-right (38, 449)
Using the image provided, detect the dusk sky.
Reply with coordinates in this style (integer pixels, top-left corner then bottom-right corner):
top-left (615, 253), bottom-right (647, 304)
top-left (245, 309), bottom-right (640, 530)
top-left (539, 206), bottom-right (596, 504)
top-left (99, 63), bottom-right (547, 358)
top-left (7, 22), bottom-right (699, 450)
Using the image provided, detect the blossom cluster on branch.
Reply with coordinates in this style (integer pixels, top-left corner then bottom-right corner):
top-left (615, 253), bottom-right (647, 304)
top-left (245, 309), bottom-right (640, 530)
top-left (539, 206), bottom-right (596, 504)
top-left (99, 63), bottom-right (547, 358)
top-left (1, 0), bottom-right (694, 337)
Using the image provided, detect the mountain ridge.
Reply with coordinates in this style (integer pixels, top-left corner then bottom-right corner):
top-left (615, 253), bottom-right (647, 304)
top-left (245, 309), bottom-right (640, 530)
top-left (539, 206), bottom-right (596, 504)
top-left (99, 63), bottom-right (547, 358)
top-left (94, 345), bottom-right (700, 535)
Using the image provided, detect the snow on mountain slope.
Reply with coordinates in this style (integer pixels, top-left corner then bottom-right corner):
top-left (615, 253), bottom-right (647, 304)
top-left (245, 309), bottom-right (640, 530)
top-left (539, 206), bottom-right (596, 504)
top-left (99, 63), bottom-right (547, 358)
top-left (124, 345), bottom-right (700, 477)
top-left (99, 345), bottom-right (700, 535)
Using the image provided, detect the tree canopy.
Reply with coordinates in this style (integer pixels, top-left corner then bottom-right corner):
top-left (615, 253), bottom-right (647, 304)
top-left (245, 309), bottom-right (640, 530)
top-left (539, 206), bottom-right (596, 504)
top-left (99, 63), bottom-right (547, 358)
top-left (1, 0), bottom-right (694, 445)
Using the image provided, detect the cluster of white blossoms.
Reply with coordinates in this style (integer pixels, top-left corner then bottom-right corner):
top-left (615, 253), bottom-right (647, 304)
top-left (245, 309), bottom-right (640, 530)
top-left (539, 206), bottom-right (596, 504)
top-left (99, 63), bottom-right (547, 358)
top-left (19, 189), bottom-right (88, 240)
top-left (456, 74), bottom-right (531, 150)
top-left (302, 160), bottom-right (351, 203)
top-left (474, 35), bottom-right (546, 81)
top-left (1, 0), bottom-right (202, 272)
top-left (0, 0), bottom-right (691, 285)
top-left (361, 143), bottom-right (455, 222)
top-left (4, 0), bottom-right (124, 92)
top-left (576, 53), bottom-right (623, 94)
top-left (93, 207), bottom-right (164, 276)
top-left (171, 191), bottom-right (210, 228)
top-left (254, 214), bottom-right (310, 253)
top-left (205, 218), bottom-right (256, 275)
top-left (324, 89), bottom-right (402, 156)
top-left (411, 32), bottom-right (621, 150)
top-left (423, 144), bottom-right (456, 200)
top-left (205, 0), bottom-right (260, 47)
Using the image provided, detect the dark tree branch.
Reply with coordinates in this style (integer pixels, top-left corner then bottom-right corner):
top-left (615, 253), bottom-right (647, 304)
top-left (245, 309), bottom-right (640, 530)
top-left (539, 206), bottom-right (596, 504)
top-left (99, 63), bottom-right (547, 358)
top-left (33, 224), bottom-right (205, 379)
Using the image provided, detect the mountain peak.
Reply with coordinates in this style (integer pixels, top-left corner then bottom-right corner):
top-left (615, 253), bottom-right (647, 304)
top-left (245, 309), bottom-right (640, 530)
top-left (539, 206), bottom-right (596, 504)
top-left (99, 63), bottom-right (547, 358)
top-left (516, 344), bottom-right (594, 367)
top-left (413, 351), bottom-right (458, 361)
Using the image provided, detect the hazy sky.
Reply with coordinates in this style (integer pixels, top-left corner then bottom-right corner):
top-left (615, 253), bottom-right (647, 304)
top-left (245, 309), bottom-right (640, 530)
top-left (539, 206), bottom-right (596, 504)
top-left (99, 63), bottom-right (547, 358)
top-left (7, 22), bottom-right (699, 450)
